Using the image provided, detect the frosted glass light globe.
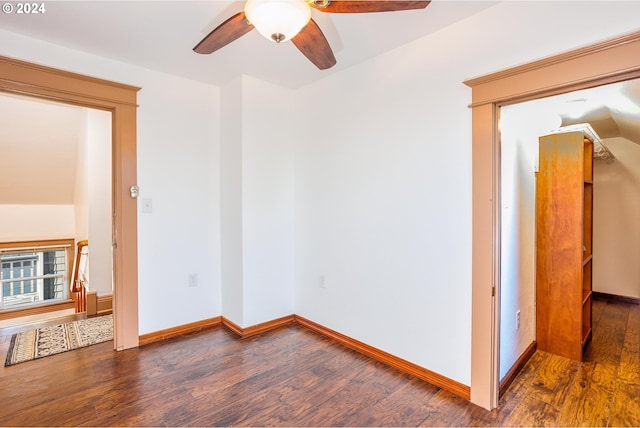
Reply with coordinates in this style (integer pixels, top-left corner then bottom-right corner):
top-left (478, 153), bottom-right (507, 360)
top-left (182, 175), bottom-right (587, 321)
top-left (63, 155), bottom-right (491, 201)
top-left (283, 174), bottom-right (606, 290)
top-left (245, 0), bottom-right (311, 43)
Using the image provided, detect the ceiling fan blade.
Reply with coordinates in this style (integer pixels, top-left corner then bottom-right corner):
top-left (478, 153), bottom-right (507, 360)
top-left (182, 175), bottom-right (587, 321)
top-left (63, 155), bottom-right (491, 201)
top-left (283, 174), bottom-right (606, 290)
top-left (291, 18), bottom-right (337, 70)
top-left (310, 0), bottom-right (430, 13)
top-left (193, 12), bottom-right (254, 54)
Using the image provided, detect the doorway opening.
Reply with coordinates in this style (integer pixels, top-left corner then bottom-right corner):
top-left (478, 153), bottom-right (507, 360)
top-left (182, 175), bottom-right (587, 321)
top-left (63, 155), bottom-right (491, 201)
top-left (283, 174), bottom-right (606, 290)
top-left (497, 77), bottom-right (640, 389)
top-left (0, 55), bottom-right (140, 350)
top-left (0, 93), bottom-right (113, 323)
top-left (465, 30), bottom-right (640, 410)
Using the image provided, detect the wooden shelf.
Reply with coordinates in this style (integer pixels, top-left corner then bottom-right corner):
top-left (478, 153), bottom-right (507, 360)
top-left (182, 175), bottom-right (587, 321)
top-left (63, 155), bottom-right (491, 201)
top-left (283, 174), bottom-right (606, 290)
top-left (536, 131), bottom-right (593, 362)
top-left (582, 327), bottom-right (592, 347)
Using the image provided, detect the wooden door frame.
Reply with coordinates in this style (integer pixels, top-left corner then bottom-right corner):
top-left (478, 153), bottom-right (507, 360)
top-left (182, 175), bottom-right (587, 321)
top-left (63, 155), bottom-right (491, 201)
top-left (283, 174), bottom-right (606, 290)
top-left (0, 55), bottom-right (140, 350)
top-left (464, 31), bottom-right (640, 409)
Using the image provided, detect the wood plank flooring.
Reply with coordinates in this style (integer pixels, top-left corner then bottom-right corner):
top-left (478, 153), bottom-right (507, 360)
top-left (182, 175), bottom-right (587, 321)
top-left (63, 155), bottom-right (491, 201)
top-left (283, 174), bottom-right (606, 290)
top-left (0, 297), bottom-right (638, 426)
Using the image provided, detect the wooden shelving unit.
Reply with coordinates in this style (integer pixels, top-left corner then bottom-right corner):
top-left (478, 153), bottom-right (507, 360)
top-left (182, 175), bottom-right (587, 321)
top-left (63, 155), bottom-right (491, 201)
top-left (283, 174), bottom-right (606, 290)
top-left (536, 130), bottom-right (593, 361)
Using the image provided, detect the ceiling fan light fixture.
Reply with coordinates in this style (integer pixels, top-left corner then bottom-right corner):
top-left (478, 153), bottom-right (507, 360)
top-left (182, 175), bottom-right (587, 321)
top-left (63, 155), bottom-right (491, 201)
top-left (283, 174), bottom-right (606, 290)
top-left (244, 0), bottom-right (311, 43)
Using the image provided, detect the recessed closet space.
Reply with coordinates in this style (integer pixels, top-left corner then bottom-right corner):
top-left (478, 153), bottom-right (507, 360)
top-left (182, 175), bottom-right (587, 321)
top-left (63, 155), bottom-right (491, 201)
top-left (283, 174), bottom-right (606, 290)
top-left (498, 77), bottom-right (640, 381)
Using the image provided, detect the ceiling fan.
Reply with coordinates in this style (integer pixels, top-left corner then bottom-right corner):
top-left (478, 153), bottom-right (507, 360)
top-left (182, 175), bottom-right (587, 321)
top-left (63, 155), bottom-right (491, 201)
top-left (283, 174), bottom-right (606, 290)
top-left (193, 0), bottom-right (431, 70)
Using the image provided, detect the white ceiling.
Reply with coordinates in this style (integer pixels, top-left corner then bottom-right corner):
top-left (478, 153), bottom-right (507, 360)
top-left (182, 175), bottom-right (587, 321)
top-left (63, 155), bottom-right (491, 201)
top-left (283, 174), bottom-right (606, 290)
top-left (0, 0), bottom-right (497, 89)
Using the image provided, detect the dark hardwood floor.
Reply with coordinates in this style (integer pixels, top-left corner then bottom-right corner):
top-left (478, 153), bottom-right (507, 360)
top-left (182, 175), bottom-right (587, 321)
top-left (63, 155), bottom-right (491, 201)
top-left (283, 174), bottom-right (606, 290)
top-left (0, 297), bottom-right (638, 426)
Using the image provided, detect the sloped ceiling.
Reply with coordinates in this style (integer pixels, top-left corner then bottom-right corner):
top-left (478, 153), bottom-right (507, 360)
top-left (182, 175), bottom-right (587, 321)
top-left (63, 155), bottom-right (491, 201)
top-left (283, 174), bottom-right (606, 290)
top-left (0, 94), bottom-right (84, 205)
top-left (559, 79), bottom-right (640, 146)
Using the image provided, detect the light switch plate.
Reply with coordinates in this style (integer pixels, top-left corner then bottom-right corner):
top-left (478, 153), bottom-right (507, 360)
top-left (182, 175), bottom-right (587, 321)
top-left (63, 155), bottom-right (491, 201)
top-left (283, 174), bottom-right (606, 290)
top-left (141, 198), bottom-right (152, 213)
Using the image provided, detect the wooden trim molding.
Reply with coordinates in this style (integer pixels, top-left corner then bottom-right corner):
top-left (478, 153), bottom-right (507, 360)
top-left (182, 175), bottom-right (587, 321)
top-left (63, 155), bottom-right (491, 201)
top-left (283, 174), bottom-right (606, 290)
top-left (0, 55), bottom-right (139, 108)
top-left (465, 31), bottom-right (640, 87)
top-left (593, 292), bottom-right (640, 305)
top-left (294, 315), bottom-right (471, 400)
top-left (86, 293), bottom-right (113, 317)
top-left (499, 341), bottom-right (536, 397)
top-left (0, 300), bottom-right (75, 320)
top-left (464, 30), bottom-right (640, 107)
top-left (220, 317), bottom-right (243, 337)
top-left (0, 238), bottom-right (75, 248)
top-left (0, 238), bottom-right (75, 285)
top-left (138, 317), bottom-right (222, 346)
top-left (97, 293), bottom-right (113, 315)
top-left (0, 54), bottom-right (141, 351)
top-left (0, 239), bottom-right (76, 320)
top-left (138, 315), bottom-right (297, 346)
top-left (222, 315), bottom-right (296, 339)
top-left (87, 291), bottom-right (98, 316)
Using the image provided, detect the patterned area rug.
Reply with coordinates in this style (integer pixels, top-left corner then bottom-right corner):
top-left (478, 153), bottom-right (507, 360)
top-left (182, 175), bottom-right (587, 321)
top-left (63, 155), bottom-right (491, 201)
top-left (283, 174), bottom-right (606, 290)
top-left (4, 314), bottom-right (113, 366)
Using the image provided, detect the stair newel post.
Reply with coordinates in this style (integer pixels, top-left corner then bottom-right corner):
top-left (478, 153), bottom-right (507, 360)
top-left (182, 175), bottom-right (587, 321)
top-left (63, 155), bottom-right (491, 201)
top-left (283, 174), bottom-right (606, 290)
top-left (71, 240), bottom-right (89, 313)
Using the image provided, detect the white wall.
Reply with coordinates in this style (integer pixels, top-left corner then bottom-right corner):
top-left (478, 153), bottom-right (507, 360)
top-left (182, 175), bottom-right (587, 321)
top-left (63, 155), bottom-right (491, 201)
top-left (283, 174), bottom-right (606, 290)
top-left (0, 29), bottom-right (222, 334)
top-left (292, 1), bottom-right (640, 386)
top-left (0, 95), bottom-right (82, 206)
top-left (241, 75), bottom-right (295, 326)
top-left (0, 94), bottom-right (81, 243)
top-left (293, 27), bottom-right (473, 385)
top-left (135, 71), bottom-right (221, 334)
top-left (74, 110), bottom-right (89, 243)
top-left (594, 137), bottom-right (640, 299)
top-left (86, 109), bottom-right (113, 296)
top-left (0, 205), bottom-right (75, 241)
top-left (220, 77), bottom-right (245, 324)
top-left (220, 75), bottom-right (295, 327)
top-left (498, 103), bottom-right (560, 380)
top-left (72, 107), bottom-right (113, 296)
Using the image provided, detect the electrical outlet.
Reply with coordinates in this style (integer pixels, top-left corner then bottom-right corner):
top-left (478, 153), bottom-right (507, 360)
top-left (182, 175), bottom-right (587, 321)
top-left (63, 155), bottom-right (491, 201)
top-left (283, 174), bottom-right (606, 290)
top-left (319, 275), bottom-right (326, 289)
top-left (188, 274), bottom-right (198, 287)
top-left (516, 310), bottom-right (521, 330)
